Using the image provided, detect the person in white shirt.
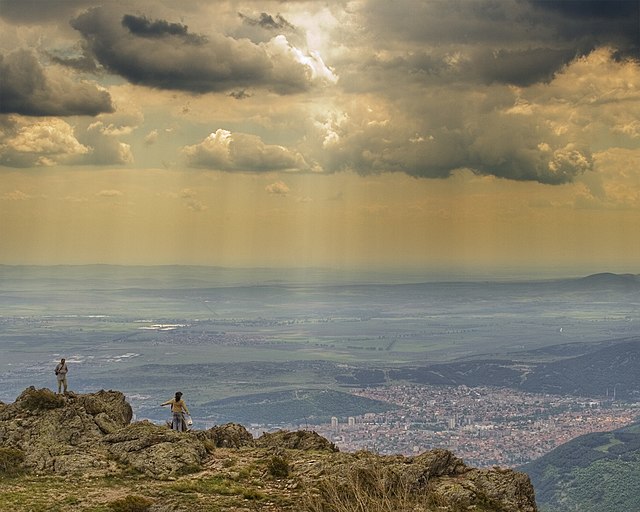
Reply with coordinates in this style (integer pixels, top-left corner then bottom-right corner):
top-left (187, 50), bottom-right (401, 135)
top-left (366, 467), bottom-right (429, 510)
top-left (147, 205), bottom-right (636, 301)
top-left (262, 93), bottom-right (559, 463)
top-left (54, 358), bottom-right (68, 394)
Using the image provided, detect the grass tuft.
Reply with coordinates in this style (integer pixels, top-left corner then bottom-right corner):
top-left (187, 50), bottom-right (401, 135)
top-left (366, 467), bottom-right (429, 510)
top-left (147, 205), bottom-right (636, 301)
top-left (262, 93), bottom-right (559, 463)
top-left (267, 455), bottom-right (290, 478)
top-left (0, 447), bottom-right (25, 477)
top-left (19, 388), bottom-right (65, 411)
top-left (107, 494), bottom-right (153, 512)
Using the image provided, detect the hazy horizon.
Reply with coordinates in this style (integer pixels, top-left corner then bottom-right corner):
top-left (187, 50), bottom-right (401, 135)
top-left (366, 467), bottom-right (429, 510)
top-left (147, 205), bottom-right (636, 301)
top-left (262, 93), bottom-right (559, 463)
top-left (2, 263), bottom-right (640, 295)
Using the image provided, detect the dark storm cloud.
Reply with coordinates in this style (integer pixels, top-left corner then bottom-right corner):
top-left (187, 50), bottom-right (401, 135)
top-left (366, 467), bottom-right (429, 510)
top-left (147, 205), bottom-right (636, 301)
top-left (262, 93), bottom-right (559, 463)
top-left (528, 0), bottom-right (640, 57)
top-left (359, 0), bottom-right (639, 88)
top-left (530, 0), bottom-right (639, 19)
top-left (49, 44), bottom-right (100, 73)
top-left (229, 89), bottom-right (252, 100)
top-left (0, 49), bottom-right (113, 116)
top-left (239, 12), bottom-right (296, 32)
top-left (361, 0), bottom-right (532, 46)
top-left (343, 46), bottom-right (579, 91)
top-left (470, 48), bottom-right (581, 86)
top-left (121, 14), bottom-right (206, 44)
top-left (70, 7), bottom-right (320, 94)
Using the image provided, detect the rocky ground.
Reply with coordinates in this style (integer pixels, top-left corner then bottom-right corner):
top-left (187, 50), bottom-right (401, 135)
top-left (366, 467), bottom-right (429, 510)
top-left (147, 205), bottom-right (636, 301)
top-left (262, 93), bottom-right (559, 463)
top-left (0, 387), bottom-right (538, 511)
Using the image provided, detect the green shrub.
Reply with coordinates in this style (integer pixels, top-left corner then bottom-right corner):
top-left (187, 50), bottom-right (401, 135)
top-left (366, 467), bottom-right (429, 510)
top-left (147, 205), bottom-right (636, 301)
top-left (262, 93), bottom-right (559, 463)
top-left (107, 495), bottom-right (153, 512)
top-left (242, 488), bottom-right (265, 500)
top-left (267, 455), bottom-right (290, 478)
top-left (63, 496), bottom-right (81, 505)
top-left (175, 463), bottom-right (202, 476)
top-left (19, 388), bottom-right (65, 411)
top-left (222, 457), bottom-right (236, 468)
top-left (0, 447), bottom-right (26, 476)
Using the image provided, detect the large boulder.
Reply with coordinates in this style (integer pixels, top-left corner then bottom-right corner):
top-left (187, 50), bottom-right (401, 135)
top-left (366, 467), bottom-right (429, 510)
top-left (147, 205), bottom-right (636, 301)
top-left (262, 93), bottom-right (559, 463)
top-left (0, 387), bottom-right (131, 475)
top-left (464, 467), bottom-right (538, 512)
top-left (195, 422), bottom-right (255, 448)
top-left (256, 429), bottom-right (338, 452)
top-left (103, 421), bottom-right (207, 478)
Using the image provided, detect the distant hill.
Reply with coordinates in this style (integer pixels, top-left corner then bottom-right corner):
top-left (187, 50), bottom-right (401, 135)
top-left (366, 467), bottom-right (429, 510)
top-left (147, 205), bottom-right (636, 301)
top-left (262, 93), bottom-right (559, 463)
top-left (373, 338), bottom-right (640, 399)
top-left (520, 422), bottom-right (640, 512)
top-left (200, 388), bottom-right (395, 424)
top-left (519, 338), bottom-right (640, 398)
top-left (576, 272), bottom-right (640, 291)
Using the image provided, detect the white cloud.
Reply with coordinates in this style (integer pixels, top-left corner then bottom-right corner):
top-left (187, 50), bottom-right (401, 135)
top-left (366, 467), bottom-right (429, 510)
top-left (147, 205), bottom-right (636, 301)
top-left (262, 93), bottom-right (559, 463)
top-left (2, 190), bottom-right (33, 200)
top-left (144, 129), bottom-right (159, 145)
top-left (265, 180), bottom-right (290, 195)
top-left (0, 116), bottom-right (90, 167)
top-left (97, 189), bottom-right (123, 197)
top-left (265, 35), bottom-right (337, 85)
top-left (183, 129), bottom-right (308, 172)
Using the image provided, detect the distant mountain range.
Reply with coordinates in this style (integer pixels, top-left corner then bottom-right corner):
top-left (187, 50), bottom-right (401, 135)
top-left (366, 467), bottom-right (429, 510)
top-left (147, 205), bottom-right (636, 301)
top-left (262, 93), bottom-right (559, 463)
top-left (338, 337), bottom-right (640, 400)
top-left (521, 422), bottom-right (640, 512)
top-left (575, 272), bottom-right (640, 291)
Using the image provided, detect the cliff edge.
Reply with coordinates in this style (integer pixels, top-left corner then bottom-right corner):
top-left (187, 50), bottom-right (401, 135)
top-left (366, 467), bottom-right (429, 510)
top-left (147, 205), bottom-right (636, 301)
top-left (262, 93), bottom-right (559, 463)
top-left (0, 387), bottom-right (537, 511)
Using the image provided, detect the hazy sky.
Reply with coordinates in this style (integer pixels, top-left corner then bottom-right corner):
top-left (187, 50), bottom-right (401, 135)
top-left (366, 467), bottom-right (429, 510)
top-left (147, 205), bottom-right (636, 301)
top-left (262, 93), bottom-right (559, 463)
top-left (1, 0), bottom-right (639, 273)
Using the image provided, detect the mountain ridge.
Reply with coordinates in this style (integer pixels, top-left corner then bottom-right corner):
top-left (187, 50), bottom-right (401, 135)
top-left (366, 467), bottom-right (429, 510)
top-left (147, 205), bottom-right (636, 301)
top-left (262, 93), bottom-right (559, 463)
top-left (346, 337), bottom-right (640, 400)
top-left (0, 386), bottom-right (538, 511)
top-left (520, 421), bottom-right (640, 512)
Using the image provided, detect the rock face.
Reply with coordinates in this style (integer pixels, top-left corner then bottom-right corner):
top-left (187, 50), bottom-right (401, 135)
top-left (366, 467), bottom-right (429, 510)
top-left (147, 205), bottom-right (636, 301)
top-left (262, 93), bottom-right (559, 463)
top-left (0, 388), bottom-right (538, 511)
top-left (196, 422), bottom-right (255, 448)
top-left (0, 387), bottom-right (131, 474)
top-left (256, 428), bottom-right (338, 452)
top-left (303, 450), bottom-right (537, 512)
top-left (103, 421), bottom-right (208, 478)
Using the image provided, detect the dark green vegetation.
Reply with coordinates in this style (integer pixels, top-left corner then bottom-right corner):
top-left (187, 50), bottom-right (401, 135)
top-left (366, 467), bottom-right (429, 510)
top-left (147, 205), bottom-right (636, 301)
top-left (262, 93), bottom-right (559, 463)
top-left (201, 388), bottom-right (395, 424)
top-left (385, 337), bottom-right (640, 400)
top-left (521, 422), bottom-right (640, 512)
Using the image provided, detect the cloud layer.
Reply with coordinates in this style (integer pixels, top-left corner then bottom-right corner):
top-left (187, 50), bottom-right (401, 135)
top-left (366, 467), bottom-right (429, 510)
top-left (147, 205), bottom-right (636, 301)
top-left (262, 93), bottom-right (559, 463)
top-left (70, 7), bottom-right (335, 94)
top-left (0, 0), bottom-right (639, 186)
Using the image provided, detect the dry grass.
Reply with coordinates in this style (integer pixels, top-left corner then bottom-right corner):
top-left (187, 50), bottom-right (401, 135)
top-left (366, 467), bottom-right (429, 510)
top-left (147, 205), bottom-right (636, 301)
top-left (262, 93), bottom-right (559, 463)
top-left (0, 447), bottom-right (25, 477)
top-left (304, 462), bottom-right (429, 512)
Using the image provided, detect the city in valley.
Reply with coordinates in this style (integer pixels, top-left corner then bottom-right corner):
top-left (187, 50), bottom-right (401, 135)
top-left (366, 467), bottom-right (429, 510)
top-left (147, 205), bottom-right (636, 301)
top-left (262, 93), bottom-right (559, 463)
top-left (304, 384), bottom-right (638, 468)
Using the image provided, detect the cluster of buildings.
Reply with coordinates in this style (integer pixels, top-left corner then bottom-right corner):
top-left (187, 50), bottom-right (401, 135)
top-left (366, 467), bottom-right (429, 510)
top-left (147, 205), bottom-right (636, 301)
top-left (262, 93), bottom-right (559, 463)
top-left (311, 385), bottom-right (639, 467)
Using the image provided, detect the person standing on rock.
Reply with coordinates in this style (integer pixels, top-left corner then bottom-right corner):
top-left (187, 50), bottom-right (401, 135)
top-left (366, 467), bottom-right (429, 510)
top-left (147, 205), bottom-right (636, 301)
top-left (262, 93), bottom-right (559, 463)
top-left (161, 391), bottom-right (190, 431)
top-left (54, 358), bottom-right (68, 394)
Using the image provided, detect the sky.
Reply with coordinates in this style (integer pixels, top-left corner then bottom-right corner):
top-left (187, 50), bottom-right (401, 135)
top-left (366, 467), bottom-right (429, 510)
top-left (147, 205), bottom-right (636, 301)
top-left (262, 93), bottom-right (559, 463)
top-left (1, 0), bottom-right (639, 275)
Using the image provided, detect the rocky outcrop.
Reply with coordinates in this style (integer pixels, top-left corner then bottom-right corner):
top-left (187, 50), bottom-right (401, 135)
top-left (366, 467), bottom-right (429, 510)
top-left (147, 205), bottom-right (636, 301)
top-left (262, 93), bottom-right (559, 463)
top-left (256, 429), bottom-right (338, 452)
top-left (0, 388), bottom-right (538, 511)
top-left (103, 421), bottom-right (207, 478)
top-left (195, 422), bottom-right (255, 448)
top-left (0, 387), bottom-right (131, 474)
top-left (299, 450), bottom-right (537, 512)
